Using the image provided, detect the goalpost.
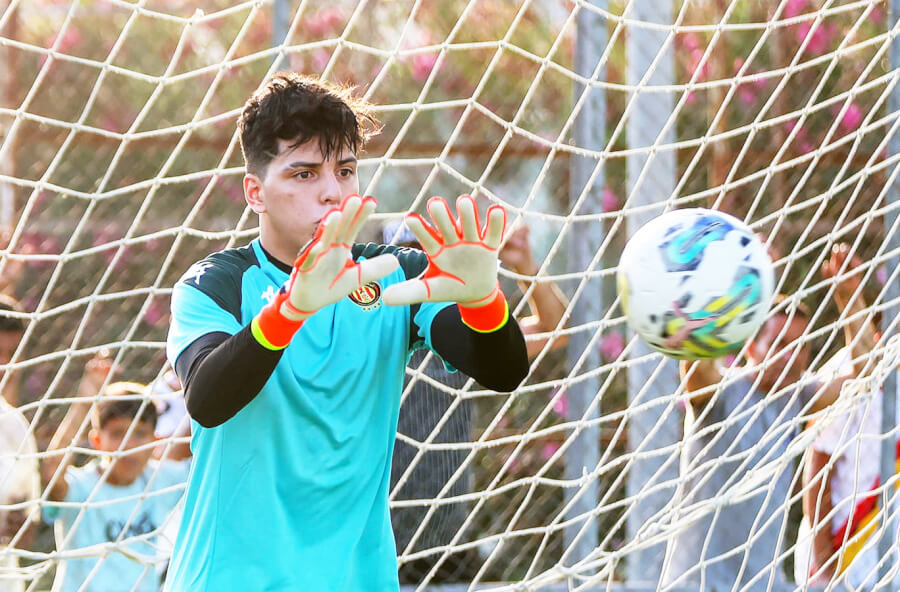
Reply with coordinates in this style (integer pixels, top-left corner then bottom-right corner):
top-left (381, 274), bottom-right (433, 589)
top-left (0, 0), bottom-right (899, 591)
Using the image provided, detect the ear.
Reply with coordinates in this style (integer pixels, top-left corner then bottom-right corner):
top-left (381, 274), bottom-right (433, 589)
top-left (244, 173), bottom-right (266, 214)
top-left (88, 429), bottom-right (101, 450)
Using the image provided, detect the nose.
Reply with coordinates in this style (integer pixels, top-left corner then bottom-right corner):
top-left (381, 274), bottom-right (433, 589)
top-left (321, 173), bottom-right (342, 206)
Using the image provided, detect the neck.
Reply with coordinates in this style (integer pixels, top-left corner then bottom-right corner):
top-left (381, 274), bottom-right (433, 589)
top-left (258, 225), bottom-right (299, 268)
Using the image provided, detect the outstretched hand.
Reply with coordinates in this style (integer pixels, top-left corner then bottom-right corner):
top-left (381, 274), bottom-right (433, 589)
top-left (499, 224), bottom-right (537, 275)
top-left (383, 195), bottom-right (506, 307)
top-left (821, 243), bottom-right (863, 307)
top-left (281, 194), bottom-right (399, 321)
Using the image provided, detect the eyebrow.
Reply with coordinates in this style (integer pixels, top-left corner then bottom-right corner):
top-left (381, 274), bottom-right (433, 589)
top-left (283, 156), bottom-right (357, 172)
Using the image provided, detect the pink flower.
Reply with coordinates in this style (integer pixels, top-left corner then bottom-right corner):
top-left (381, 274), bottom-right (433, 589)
top-left (681, 33), bottom-right (701, 51)
top-left (870, 7), bottom-right (885, 24)
top-left (305, 8), bottom-right (344, 36)
top-left (688, 49), bottom-right (710, 80)
top-left (796, 22), bottom-right (833, 56)
top-left (553, 392), bottom-right (568, 417)
top-left (738, 86), bottom-right (756, 106)
top-left (602, 187), bottom-right (619, 212)
top-left (785, 0), bottom-right (807, 18)
top-left (143, 301), bottom-right (166, 327)
top-left (877, 265), bottom-right (887, 285)
top-left (733, 58), bottom-right (745, 73)
top-left (839, 102), bottom-right (864, 132)
top-left (541, 441), bottom-right (561, 460)
top-left (752, 73), bottom-right (768, 90)
top-left (312, 49), bottom-right (330, 72)
top-left (411, 53), bottom-right (438, 82)
top-left (48, 27), bottom-right (83, 53)
top-left (599, 331), bottom-right (625, 361)
top-left (685, 91), bottom-right (697, 105)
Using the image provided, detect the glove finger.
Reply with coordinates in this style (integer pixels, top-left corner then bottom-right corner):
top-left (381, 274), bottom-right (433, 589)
top-left (382, 279), bottom-right (431, 306)
top-left (457, 195), bottom-right (480, 242)
top-left (342, 196), bottom-right (377, 244)
top-left (483, 205), bottom-right (507, 250)
top-left (297, 241), bottom-right (328, 272)
top-left (427, 197), bottom-right (460, 245)
top-left (358, 253), bottom-right (399, 285)
top-left (334, 194), bottom-right (363, 244)
top-left (405, 214), bottom-right (441, 254)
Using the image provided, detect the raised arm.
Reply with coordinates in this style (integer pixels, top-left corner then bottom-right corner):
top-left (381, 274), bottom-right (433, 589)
top-left (174, 195), bottom-right (399, 427)
top-left (823, 244), bottom-right (878, 373)
top-left (42, 353), bottom-right (112, 502)
top-left (384, 195), bottom-right (528, 391)
top-left (812, 244), bottom-right (880, 407)
top-left (680, 360), bottom-right (722, 406)
top-left (802, 443), bottom-right (837, 583)
top-left (498, 224), bottom-right (569, 360)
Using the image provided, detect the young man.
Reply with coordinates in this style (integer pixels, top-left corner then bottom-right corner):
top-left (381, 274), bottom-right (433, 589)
top-left (165, 73), bottom-right (528, 591)
top-left (43, 378), bottom-right (191, 592)
top-left (661, 245), bottom-right (876, 591)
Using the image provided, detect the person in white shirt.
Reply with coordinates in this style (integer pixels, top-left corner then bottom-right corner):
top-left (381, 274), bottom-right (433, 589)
top-left (0, 296), bottom-right (39, 592)
top-left (795, 244), bottom-right (882, 586)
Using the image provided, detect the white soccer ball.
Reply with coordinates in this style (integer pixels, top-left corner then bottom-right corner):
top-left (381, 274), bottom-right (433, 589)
top-left (616, 208), bottom-right (775, 360)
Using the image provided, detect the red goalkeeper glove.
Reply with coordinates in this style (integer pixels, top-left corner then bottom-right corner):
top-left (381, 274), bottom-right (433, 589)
top-left (252, 194), bottom-right (400, 349)
top-left (382, 195), bottom-right (510, 332)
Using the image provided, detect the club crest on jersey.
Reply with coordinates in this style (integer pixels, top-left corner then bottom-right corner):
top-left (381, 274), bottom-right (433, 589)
top-left (348, 282), bottom-right (382, 311)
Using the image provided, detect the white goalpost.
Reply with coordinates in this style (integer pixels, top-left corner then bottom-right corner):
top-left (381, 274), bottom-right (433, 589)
top-left (0, 0), bottom-right (899, 591)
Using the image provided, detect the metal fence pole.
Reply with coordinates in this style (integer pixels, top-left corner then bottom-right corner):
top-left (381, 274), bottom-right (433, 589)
top-left (272, 0), bottom-right (290, 70)
top-left (564, 0), bottom-right (606, 568)
top-left (878, 1), bottom-right (900, 587)
top-left (624, 0), bottom-right (682, 585)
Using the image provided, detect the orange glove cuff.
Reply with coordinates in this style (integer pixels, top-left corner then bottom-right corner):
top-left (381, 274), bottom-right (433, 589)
top-left (252, 291), bottom-right (305, 350)
top-left (458, 288), bottom-right (509, 333)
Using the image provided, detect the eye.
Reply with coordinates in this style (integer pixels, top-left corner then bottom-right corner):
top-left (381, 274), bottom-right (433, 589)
top-left (294, 170), bottom-right (312, 180)
top-left (338, 167), bottom-right (355, 178)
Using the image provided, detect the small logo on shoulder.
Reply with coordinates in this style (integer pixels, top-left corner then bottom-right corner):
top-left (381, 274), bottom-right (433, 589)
top-left (348, 282), bottom-right (382, 311)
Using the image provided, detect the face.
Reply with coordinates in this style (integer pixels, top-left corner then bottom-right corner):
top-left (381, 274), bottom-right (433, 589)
top-left (747, 313), bottom-right (811, 393)
top-left (0, 330), bottom-right (22, 380)
top-left (90, 417), bottom-right (156, 486)
top-left (244, 139), bottom-right (359, 261)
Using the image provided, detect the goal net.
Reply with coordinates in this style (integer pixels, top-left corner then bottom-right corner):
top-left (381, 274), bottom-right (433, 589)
top-left (1, 0), bottom-right (899, 590)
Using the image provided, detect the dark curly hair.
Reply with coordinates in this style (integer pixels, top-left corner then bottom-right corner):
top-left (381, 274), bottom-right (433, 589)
top-left (0, 295), bottom-right (25, 334)
top-left (238, 72), bottom-right (379, 177)
top-left (93, 382), bottom-right (158, 431)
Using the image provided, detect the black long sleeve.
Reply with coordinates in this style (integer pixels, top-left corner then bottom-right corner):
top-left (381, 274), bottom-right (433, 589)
top-left (174, 327), bottom-right (284, 428)
top-left (428, 306), bottom-right (529, 392)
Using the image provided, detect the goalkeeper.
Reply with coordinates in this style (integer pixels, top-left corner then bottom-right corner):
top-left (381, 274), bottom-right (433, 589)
top-left (164, 72), bottom-right (528, 592)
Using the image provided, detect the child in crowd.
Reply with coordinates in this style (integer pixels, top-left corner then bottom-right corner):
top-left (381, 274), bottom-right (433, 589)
top-left (42, 377), bottom-right (190, 592)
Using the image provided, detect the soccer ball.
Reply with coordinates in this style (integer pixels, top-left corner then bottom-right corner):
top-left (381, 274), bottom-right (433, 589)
top-left (616, 208), bottom-right (775, 360)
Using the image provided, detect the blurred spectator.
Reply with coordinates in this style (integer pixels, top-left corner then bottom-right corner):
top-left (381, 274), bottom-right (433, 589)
top-left (41, 362), bottom-right (190, 592)
top-left (664, 243), bottom-right (877, 590)
top-left (0, 230), bottom-right (31, 300)
top-left (497, 224), bottom-right (569, 358)
top-left (148, 366), bottom-right (190, 584)
top-left (383, 219), bottom-right (568, 583)
top-left (0, 296), bottom-right (37, 592)
top-left (0, 383), bottom-right (39, 592)
top-left (0, 295), bottom-right (25, 408)
top-left (149, 367), bottom-right (188, 460)
top-left (796, 245), bottom-right (885, 587)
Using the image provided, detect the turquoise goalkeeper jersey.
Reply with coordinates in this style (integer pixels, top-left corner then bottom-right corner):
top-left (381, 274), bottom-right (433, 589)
top-left (165, 239), bottom-right (453, 592)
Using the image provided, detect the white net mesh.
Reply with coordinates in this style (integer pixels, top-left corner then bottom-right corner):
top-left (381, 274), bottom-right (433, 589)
top-left (0, 0), bottom-right (898, 590)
